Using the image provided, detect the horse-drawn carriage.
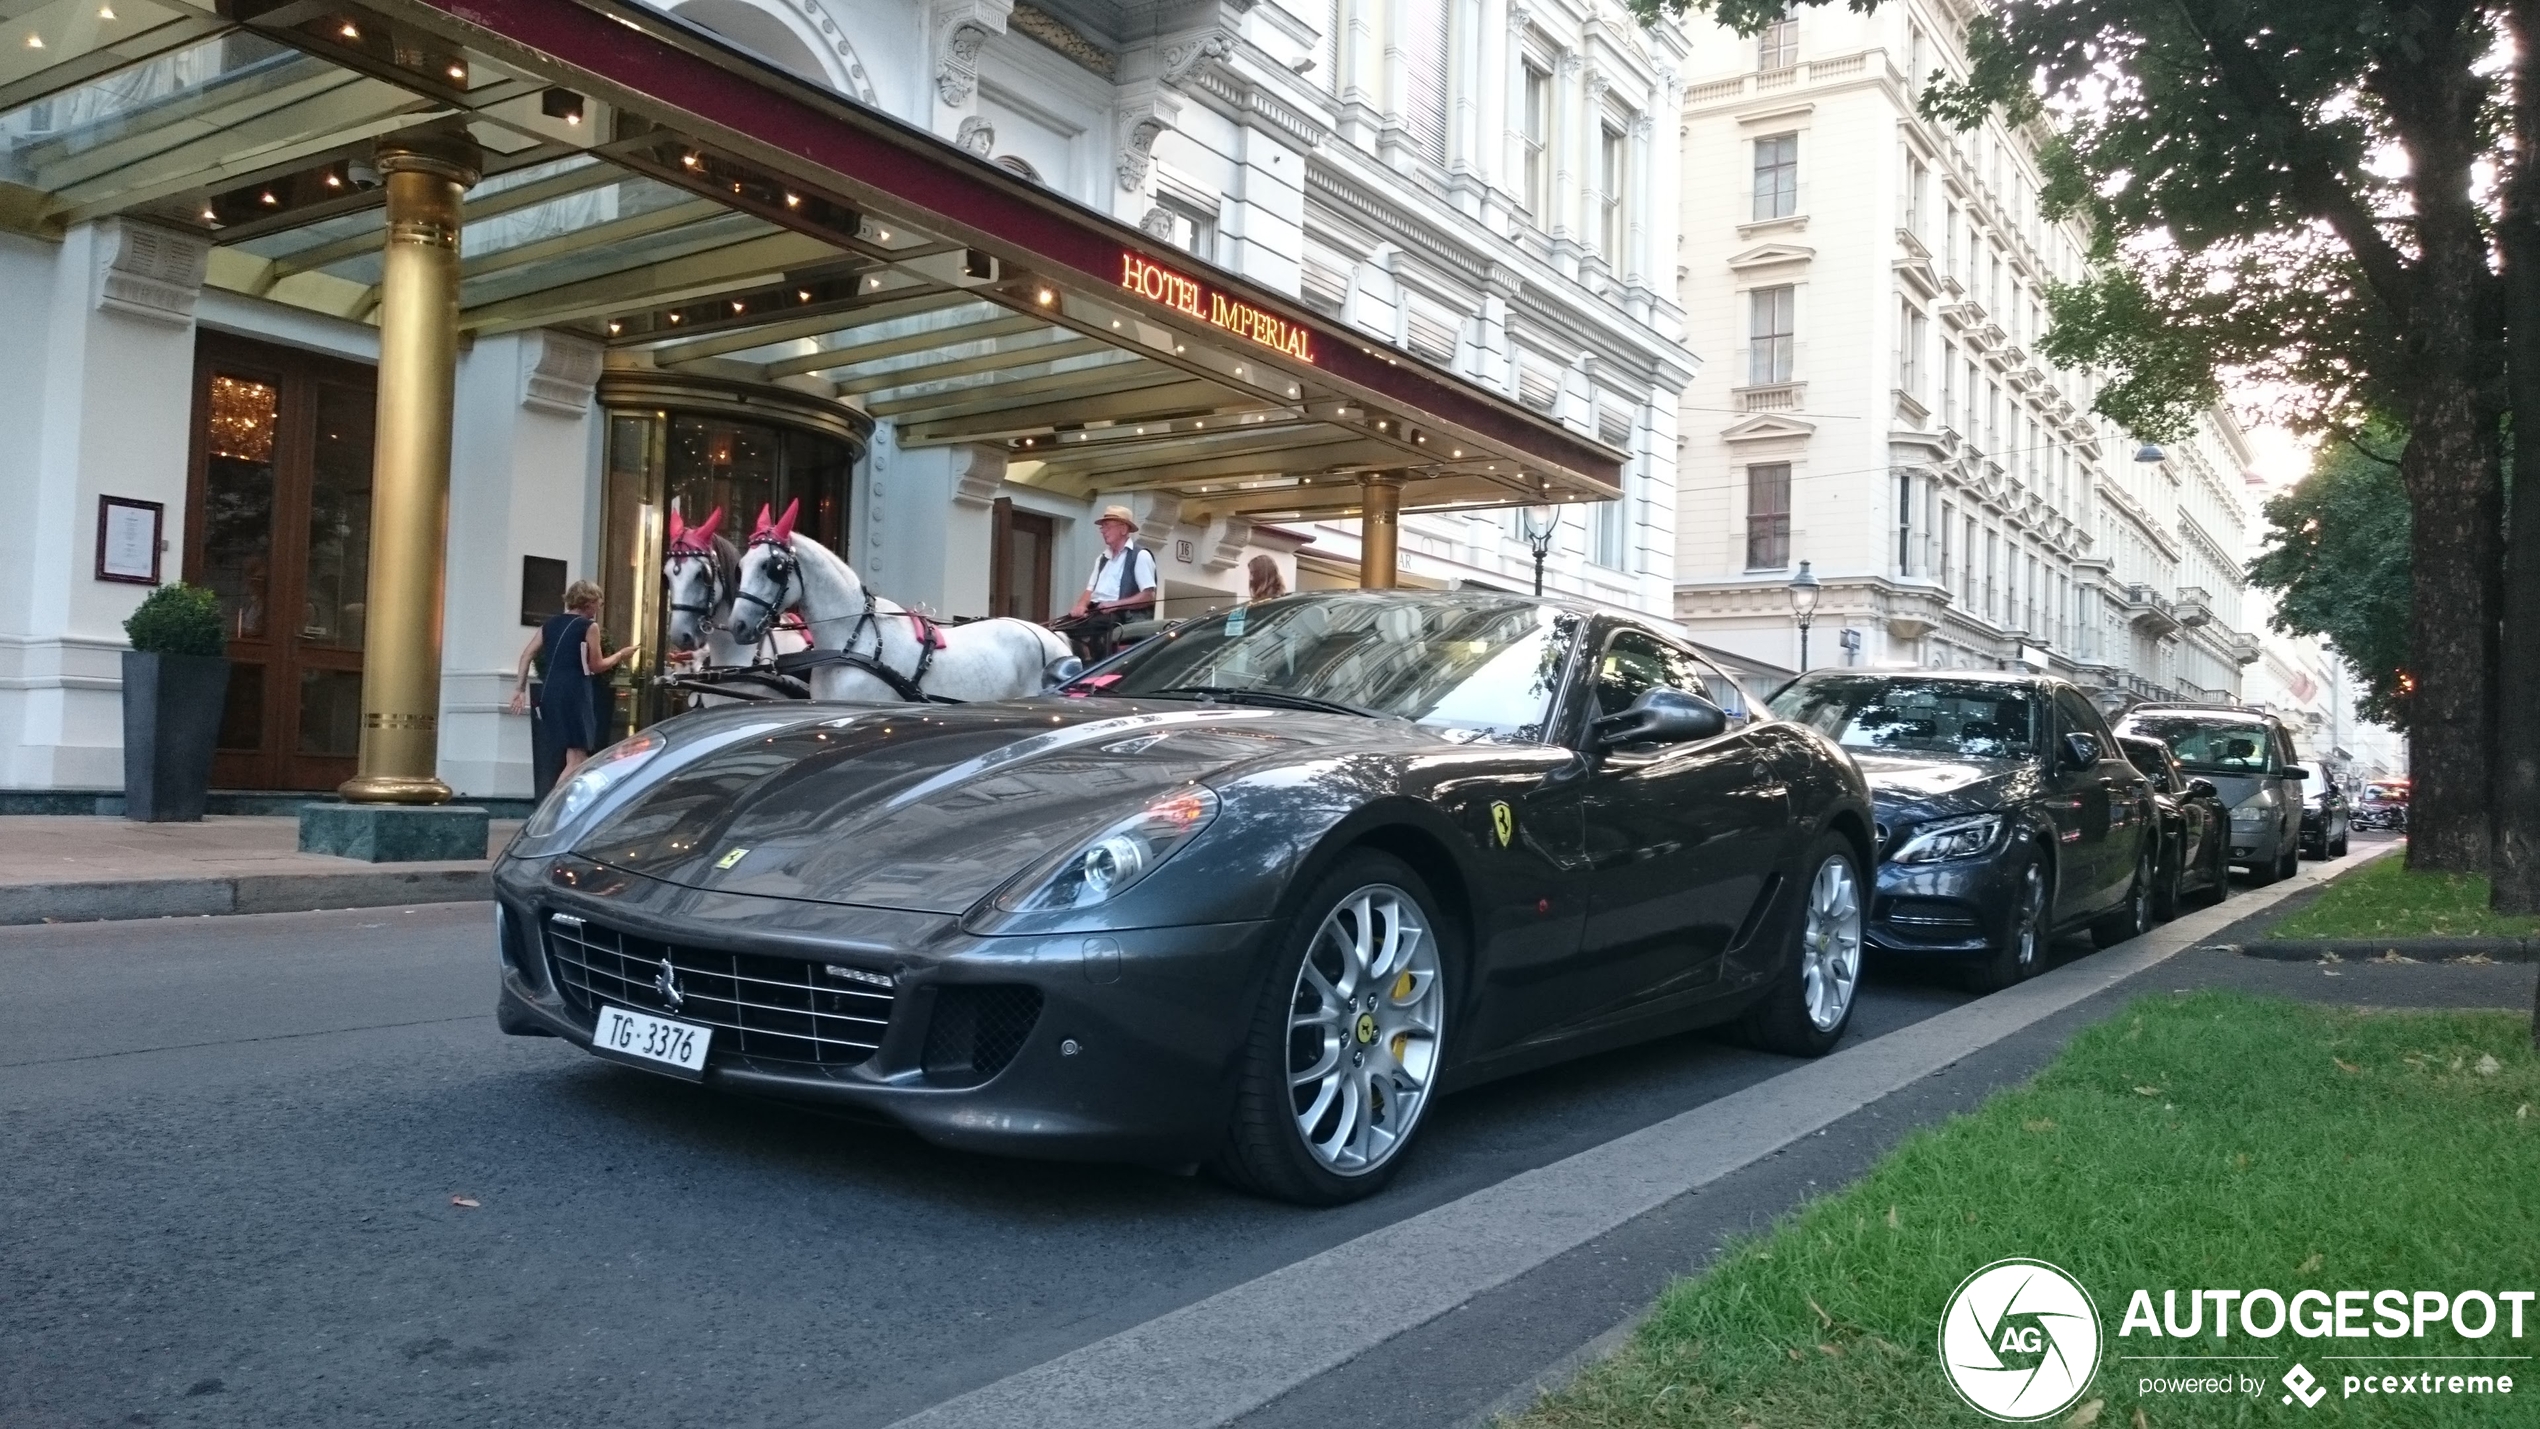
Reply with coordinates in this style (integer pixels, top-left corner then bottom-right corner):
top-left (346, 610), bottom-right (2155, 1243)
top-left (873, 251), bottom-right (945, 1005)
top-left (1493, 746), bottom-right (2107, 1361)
top-left (653, 500), bottom-right (1089, 712)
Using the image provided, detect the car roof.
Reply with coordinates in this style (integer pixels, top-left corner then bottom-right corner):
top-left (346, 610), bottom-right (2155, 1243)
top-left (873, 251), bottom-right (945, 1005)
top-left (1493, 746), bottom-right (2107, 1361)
top-left (1789, 667), bottom-right (2062, 687)
top-left (2121, 702), bottom-right (2279, 725)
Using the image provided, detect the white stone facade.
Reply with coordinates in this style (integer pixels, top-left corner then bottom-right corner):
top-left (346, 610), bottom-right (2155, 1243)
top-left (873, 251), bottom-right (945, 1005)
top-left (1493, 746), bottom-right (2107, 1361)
top-left (0, 0), bottom-right (1696, 796)
top-left (1665, 3), bottom-right (2262, 699)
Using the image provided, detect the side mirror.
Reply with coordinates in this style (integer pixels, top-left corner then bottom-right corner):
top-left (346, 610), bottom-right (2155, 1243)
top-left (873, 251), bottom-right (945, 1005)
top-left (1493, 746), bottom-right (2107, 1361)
top-left (1593, 688), bottom-right (1728, 749)
top-left (2187, 778), bottom-right (2220, 800)
top-left (2282, 765), bottom-right (2310, 781)
top-left (2061, 732), bottom-right (2102, 769)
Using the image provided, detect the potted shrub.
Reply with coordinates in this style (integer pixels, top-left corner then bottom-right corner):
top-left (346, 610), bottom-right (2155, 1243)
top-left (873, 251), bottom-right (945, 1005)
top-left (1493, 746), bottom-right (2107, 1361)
top-left (121, 582), bottom-right (230, 822)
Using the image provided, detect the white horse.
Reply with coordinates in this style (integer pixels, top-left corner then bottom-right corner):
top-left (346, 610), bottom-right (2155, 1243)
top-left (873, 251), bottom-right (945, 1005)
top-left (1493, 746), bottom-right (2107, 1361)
top-left (727, 499), bottom-right (1073, 703)
top-left (659, 506), bottom-right (807, 706)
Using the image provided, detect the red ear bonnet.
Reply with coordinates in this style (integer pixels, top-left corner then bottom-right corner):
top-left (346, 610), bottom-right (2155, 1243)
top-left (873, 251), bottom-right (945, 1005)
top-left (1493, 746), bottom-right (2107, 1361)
top-left (752, 503), bottom-right (773, 537)
top-left (772, 497), bottom-right (800, 542)
top-left (667, 508), bottom-right (686, 546)
top-left (694, 507), bottom-right (722, 545)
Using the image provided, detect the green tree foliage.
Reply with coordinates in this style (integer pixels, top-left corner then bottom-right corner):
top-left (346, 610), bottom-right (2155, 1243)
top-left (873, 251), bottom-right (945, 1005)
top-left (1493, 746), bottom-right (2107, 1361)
top-left (122, 582), bottom-right (227, 659)
top-left (2246, 436), bottom-right (2413, 728)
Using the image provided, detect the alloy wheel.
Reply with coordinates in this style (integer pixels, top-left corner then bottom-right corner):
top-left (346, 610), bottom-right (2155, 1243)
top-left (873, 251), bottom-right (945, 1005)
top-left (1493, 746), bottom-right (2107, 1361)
top-left (1799, 855), bottom-right (1864, 1032)
top-left (2015, 864), bottom-right (2046, 970)
top-left (1285, 885), bottom-right (1444, 1176)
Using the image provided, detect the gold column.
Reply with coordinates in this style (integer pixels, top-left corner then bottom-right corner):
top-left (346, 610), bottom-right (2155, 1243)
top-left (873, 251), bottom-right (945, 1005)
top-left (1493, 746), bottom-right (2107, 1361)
top-left (1358, 474), bottom-right (1402, 589)
top-left (341, 133), bottom-right (481, 805)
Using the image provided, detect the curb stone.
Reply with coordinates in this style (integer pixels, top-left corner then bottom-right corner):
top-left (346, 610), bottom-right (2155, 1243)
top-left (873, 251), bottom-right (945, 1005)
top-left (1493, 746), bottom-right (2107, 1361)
top-left (2229, 937), bottom-right (2536, 963)
top-left (0, 869), bottom-right (491, 925)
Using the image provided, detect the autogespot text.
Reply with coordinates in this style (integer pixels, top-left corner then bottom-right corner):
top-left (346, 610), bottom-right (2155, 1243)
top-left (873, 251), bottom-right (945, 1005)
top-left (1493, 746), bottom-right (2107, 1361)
top-left (2119, 1287), bottom-right (2530, 1408)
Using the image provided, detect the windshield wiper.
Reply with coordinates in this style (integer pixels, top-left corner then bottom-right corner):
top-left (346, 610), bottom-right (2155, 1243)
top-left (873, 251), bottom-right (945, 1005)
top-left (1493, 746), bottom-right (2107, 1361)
top-left (1144, 685), bottom-right (1378, 718)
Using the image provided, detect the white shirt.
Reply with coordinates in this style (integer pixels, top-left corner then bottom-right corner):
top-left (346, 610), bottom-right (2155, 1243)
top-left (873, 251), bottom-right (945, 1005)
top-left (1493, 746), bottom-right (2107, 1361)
top-left (1086, 544), bottom-right (1157, 604)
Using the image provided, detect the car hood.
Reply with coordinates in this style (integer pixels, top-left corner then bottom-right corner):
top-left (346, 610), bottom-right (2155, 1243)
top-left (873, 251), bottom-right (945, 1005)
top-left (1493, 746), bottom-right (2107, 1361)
top-left (1850, 751), bottom-right (2031, 826)
top-left (2197, 772), bottom-right (2271, 809)
top-left (571, 698), bottom-right (1391, 913)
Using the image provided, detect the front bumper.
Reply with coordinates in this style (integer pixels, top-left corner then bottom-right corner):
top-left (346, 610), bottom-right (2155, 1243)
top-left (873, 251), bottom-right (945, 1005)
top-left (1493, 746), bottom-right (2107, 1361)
top-left (1864, 844), bottom-right (2026, 957)
top-left (2228, 819), bottom-right (2285, 866)
top-left (493, 854), bottom-right (1275, 1163)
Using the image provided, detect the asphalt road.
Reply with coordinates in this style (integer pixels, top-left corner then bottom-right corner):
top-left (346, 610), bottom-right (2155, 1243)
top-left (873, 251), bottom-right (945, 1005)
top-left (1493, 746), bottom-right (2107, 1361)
top-left (4, 835), bottom-right (2501, 1429)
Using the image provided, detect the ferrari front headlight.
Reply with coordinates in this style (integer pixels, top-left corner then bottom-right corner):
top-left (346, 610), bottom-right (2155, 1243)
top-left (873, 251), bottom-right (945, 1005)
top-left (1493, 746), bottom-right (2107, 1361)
top-left (995, 786), bottom-right (1220, 912)
top-left (524, 732), bottom-right (664, 839)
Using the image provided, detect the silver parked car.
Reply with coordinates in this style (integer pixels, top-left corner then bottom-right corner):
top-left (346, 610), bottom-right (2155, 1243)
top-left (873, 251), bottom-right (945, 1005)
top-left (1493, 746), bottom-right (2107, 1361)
top-left (2112, 705), bottom-right (2311, 883)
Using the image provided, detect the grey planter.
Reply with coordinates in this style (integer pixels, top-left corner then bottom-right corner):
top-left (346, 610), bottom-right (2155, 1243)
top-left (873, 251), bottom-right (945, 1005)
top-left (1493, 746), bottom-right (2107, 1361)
top-left (122, 651), bottom-right (230, 822)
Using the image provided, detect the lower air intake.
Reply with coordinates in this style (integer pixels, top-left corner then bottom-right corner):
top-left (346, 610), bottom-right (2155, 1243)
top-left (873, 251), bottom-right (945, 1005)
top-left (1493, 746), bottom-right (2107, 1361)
top-left (922, 985), bottom-right (1043, 1087)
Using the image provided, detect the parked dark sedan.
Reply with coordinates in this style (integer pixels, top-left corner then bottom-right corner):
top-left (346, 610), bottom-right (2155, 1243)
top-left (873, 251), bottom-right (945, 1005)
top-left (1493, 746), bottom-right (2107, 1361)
top-left (2117, 734), bottom-right (2232, 918)
top-left (2301, 776), bottom-right (2352, 859)
top-left (493, 591), bottom-right (1874, 1204)
top-left (1768, 671), bottom-right (2157, 990)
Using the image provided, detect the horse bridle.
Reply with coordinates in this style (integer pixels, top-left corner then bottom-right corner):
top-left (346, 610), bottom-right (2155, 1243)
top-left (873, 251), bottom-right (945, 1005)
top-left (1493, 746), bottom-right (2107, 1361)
top-left (664, 543), bottom-right (725, 628)
top-left (730, 533), bottom-right (798, 635)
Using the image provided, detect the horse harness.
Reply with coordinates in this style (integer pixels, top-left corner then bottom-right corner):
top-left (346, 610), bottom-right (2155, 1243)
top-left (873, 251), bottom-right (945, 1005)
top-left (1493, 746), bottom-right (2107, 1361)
top-left (738, 533), bottom-right (958, 704)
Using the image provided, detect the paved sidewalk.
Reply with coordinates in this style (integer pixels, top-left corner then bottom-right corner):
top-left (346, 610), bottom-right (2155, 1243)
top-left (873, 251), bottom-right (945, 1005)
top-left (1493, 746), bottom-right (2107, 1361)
top-left (0, 815), bottom-right (512, 925)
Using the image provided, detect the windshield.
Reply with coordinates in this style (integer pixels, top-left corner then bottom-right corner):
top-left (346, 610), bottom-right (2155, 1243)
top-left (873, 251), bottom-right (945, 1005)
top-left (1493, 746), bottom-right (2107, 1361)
top-left (1081, 593), bottom-right (1578, 743)
top-left (1768, 675), bottom-right (2040, 760)
top-left (2126, 715), bottom-right (2275, 775)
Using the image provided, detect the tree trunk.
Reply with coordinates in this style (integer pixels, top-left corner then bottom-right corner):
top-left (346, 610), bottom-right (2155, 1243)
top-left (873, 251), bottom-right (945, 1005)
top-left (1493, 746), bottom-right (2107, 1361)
top-left (2496, 0), bottom-right (2540, 912)
top-left (2382, 38), bottom-right (2506, 875)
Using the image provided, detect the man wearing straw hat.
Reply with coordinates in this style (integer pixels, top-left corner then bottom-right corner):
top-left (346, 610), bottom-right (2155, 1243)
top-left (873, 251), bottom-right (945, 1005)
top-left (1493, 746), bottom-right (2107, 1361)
top-left (1064, 504), bottom-right (1159, 660)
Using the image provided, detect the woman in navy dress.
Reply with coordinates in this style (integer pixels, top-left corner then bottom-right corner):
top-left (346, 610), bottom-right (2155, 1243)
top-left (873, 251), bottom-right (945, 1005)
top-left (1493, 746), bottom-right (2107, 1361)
top-left (509, 580), bottom-right (638, 781)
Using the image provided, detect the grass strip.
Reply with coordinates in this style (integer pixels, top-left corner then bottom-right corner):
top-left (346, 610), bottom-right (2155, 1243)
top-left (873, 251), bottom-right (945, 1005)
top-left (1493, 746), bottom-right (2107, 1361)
top-left (1501, 991), bottom-right (2539, 1427)
top-left (2269, 851), bottom-right (2540, 940)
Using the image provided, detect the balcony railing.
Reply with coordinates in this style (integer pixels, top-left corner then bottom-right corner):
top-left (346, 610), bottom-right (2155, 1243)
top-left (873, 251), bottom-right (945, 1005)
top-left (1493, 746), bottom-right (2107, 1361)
top-left (2123, 583), bottom-right (2181, 638)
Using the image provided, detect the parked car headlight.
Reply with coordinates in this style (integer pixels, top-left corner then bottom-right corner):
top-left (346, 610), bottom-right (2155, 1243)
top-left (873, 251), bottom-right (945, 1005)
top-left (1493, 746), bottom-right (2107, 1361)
top-left (523, 732), bottom-right (665, 840)
top-left (1889, 812), bottom-right (2004, 864)
top-left (2231, 789), bottom-right (2280, 827)
top-left (995, 786), bottom-right (1220, 912)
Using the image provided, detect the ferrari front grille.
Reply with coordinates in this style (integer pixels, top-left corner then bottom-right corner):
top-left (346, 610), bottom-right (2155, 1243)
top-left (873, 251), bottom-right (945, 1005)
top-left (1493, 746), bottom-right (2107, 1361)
top-left (542, 915), bottom-right (894, 1071)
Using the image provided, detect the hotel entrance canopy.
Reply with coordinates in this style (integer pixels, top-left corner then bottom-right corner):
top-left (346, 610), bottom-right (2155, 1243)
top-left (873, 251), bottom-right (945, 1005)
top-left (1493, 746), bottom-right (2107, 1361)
top-left (0, 0), bottom-right (1623, 524)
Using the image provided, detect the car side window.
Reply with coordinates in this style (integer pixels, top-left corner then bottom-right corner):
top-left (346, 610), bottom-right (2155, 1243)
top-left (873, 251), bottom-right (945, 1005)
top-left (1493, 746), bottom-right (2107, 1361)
top-left (1592, 630), bottom-right (1678, 719)
top-left (1674, 648), bottom-right (1753, 726)
top-left (2052, 687), bottom-right (2110, 751)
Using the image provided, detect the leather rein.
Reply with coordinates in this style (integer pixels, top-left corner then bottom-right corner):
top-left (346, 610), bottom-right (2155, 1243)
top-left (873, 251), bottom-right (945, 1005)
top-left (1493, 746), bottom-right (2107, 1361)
top-left (733, 534), bottom-right (955, 703)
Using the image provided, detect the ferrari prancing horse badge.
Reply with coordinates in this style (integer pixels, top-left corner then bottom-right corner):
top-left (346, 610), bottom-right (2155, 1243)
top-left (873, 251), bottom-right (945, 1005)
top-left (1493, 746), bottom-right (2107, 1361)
top-left (1490, 801), bottom-right (1514, 848)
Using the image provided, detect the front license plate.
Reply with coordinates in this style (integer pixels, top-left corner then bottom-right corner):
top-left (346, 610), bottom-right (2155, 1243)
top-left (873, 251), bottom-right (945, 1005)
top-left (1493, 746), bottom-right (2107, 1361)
top-left (590, 1003), bottom-right (712, 1080)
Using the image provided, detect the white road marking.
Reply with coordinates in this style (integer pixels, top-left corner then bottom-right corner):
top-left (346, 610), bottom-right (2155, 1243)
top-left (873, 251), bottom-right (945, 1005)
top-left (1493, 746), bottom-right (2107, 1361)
top-left (881, 847), bottom-right (2390, 1429)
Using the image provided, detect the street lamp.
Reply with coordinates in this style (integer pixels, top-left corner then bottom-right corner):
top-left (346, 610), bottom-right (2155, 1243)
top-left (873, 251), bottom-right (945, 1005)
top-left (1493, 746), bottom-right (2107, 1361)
top-left (1787, 560), bottom-right (1821, 672)
top-left (2133, 440), bottom-right (2166, 463)
top-left (1519, 503), bottom-right (1560, 597)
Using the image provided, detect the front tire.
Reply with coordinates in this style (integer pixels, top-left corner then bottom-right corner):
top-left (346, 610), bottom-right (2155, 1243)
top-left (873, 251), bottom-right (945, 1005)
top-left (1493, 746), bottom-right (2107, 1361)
top-left (1738, 835), bottom-right (1864, 1056)
top-left (1968, 855), bottom-right (2048, 993)
top-left (1213, 853), bottom-right (1449, 1205)
top-left (2152, 837), bottom-right (2183, 923)
top-left (2091, 840), bottom-right (2156, 949)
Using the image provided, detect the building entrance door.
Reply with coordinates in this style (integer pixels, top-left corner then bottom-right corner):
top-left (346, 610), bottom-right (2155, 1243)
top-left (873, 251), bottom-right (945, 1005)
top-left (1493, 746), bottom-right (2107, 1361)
top-left (185, 334), bottom-right (378, 792)
top-left (989, 500), bottom-right (1054, 621)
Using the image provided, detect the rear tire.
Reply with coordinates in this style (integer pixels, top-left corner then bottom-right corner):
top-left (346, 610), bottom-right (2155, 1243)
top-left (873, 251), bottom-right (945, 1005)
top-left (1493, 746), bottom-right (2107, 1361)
top-left (1212, 852), bottom-right (1449, 1206)
top-left (2331, 828), bottom-right (2349, 857)
top-left (2277, 841), bottom-right (2300, 882)
top-left (1967, 856), bottom-right (2048, 993)
top-left (2091, 841), bottom-right (2156, 949)
top-left (1738, 836), bottom-right (1865, 1057)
